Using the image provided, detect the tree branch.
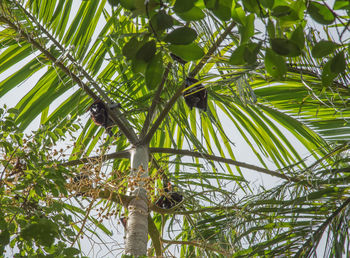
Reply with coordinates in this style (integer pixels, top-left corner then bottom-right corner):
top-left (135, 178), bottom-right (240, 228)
top-left (141, 21), bottom-right (236, 145)
top-left (161, 238), bottom-right (231, 256)
top-left (0, 15), bottom-right (98, 99)
top-left (59, 149), bottom-right (130, 167)
top-left (98, 189), bottom-right (133, 207)
top-left (148, 215), bottom-right (162, 257)
top-left (140, 62), bottom-right (172, 139)
top-left (149, 147), bottom-right (297, 182)
top-left (149, 203), bottom-right (241, 215)
top-left (188, 21), bottom-right (236, 78)
top-left (13, 1), bottom-right (111, 102)
top-left (0, 10), bottom-right (138, 144)
top-left (59, 145), bottom-right (296, 181)
top-left (14, 1), bottom-right (138, 142)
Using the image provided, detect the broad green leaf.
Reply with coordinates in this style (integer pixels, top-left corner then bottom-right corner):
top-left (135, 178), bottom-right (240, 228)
top-left (271, 5), bottom-right (292, 17)
top-left (242, 0), bottom-right (260, 14)
top-left (311, 40), bottom-right (340, 58)
top-left (271, 4), bottom-right (301, 23)
top-left (212, 0), bottom-right (233, 21)
top-left (271, 38), bottom-right (301, 57)
top-left (174, 0), bottom-right (196, 13)
top-left (108, 0), bottom-right (120, 6)
top-left (20, 219), bottom-right (58, 247)
top-left (239, 14), bottom-right (255, 44)
top-left (333, 0), bottom-right (350, 10)
top-left (267, 19), bottom-right (275, 39)
top-left (290, 25), bottom-right (305, 49)
top-left (132, 58), bottom-right (147, 74)
top-left (164, 27), bottom-right (197, 45)
top-left (265, 48), bottom-right (286, 80)
top-left (0, 230), bottom-right (10, 246)
top-left (204, 0), bottom-right (233, 21)
top-left (204, 0), bottom-right (216, 10)
top-left (232, 5), bottom-right (247, 24)
top-left (150, 11), bottom-right (173, 32)
top-left (243, 42), bottom-right (261, 64)
top-left (291, 0), bottom-right (307, 20)
top-left (145, 53), bottom-right (164, 90)
top-left (130, 0), bottom-right (159, 15)
top-left (229, 42), bottom-right (260, 65)
top-left (122, 37), bottom-right (143, 60)
top-left (135, 40), bottom-right (156, 62)
top-left (4, 1), bottom-right (350, 257)
top-left (176, 7), bottom-right (205, 21)
top-left (260, 0), bottom-right (274, 9)
top-left (321, 60), bottom-right (337, 86)
top-left (168, 43), bottom-right (205, 61)
top-left (63, 247), bottom-right (80, 255)
top-left (330, 51), bottom-right (346, 74)
top-left (307, 1), bottom-right (335, 25)
top-left (119, 0), bottom-right (139, 10)
top-left (229, 45), bottom-right (245, 65)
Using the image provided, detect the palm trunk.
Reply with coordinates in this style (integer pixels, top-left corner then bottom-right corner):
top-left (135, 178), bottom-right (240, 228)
top-left (125, 145), bottom-right (149, 256)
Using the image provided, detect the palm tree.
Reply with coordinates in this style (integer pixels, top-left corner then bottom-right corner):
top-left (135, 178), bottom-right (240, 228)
top-left (1, 0), bottom-right (350, 256)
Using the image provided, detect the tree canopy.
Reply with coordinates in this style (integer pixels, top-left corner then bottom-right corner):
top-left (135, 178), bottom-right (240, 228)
top-left (1, 0), bottom-right (350, 257)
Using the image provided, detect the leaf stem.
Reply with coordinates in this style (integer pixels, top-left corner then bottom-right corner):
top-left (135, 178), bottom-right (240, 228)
top-left (149, 147), bottom-right (296, 182)
top-left (59, 149), bottom-right (130, 167)
top-left (0, 8), bottom-right (138, 144)
top-left (59, 146), bottom-right (296, 182)
top-left (295, 196), bottom-right (350, 257)
top-left (161, 238), bottom-right (231, 256)
top-left (140, 62), bottom-right (172, 139)
top-left (141, 21), bottom-right (236, 145)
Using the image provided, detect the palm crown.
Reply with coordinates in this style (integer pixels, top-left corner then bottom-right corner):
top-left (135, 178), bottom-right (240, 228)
top-left (1, 0), bottom-right (350, 256)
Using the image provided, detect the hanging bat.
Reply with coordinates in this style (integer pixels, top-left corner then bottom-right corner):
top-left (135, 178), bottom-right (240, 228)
top-left (183, 77), bottom-right (207, 111)
top-left (155, 182), bottom-right (183, 209)
top-left (87, 99), bottom-right (116, 136)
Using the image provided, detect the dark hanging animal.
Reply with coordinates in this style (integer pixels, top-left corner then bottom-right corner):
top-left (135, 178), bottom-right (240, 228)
top-left (88, 99), bottom-right (114, 136)
top-left (155, 182), bottom-right (183, 209)
top-left (183, 77), bottom-right (207, 111)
